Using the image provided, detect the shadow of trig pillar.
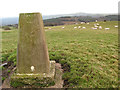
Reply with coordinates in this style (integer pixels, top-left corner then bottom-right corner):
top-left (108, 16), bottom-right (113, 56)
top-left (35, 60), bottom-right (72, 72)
top-left (10, 13), bottom-right (56, 88)
top-left (17, 13), bottom-right (50, 74)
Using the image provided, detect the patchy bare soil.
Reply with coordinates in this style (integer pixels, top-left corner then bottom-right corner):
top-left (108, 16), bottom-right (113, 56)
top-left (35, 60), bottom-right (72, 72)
top-left (2, 63), bottom-right (64, 89)
top-left (2, 61), bottom-right (15, 82)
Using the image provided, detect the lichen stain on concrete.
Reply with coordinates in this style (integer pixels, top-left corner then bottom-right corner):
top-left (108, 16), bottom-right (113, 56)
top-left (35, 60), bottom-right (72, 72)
top-left (31, 66), bottom-right (35, 72)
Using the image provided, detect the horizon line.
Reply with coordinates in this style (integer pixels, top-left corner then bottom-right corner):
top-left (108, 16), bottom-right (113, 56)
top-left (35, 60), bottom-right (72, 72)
top-left (1, 12), bottom-right (118, 19)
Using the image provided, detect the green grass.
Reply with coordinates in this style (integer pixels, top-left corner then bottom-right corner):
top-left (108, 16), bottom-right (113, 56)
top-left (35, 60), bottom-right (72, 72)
top-left (2, 77), bottom-right (6, 82)
top-left (1, 21), bottom-right (118, 88)
top-left (8, 70), bottom-right (11, 73)
top-left (2, 29), bottom-right (18, 53)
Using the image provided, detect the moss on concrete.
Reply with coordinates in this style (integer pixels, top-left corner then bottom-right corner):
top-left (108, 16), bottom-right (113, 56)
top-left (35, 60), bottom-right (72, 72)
top-left (10, 76), bottom-right (55, 88)
top-left (10, 61), bottom-right (56, 88)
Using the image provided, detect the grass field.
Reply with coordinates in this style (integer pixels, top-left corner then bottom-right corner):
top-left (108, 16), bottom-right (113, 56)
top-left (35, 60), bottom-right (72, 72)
top-left (1, 21), bottom-right (118, 88)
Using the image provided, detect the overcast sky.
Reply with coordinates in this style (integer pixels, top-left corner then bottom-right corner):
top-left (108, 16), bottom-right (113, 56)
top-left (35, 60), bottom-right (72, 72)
top-left (0, 0), bottom-right (119, 18)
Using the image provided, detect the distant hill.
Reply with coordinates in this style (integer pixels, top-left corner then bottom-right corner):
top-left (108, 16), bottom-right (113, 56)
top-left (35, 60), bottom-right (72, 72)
top-left (0, 12), bottom-right (118, 26)
top-left (43, 15), bottom-right (118, 26)
top-left (98, 15), bottom-right (118, 21)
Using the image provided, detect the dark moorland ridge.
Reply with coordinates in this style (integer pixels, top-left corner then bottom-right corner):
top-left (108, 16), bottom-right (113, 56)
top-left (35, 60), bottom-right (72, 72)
top-left (43, 15), bottom-right (118, 26)
top-left (1, 12), bottom-right (118, 26)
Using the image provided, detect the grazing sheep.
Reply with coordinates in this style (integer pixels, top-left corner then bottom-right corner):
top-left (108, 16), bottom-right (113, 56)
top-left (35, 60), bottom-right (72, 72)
top-left (78, 26), bottom-right (81, 29)
top-left (99, 26), bottom-right (102, 29)
top-left (62, 27), bottom-right (65, 29)
top-left (94, 28), bottom-right (97, 30)
top-left (114, 25), bottom-right (118, 28)
top-left (82, 27), bottom-right (86, 29)
top-left (87, 23), bottom-right (89, 24)
top-left (95, 20), bottom-right (98, 22)
top-left (49, 28), bottom-right (51, 30)
top-left (92, 27), bottom-right (97, 30)
top-left (96, 23), bottom-right (99, 25)
top-left (105, 28), bottom-right (110, 30)
top-left (94, 25), bottom-right (98, 28)
top-left (74, 27), bottom-right (77, 29)
top-left (81, 22), bottom-right (85, 24)
top-left (94, 24), bottom-right (98, 27)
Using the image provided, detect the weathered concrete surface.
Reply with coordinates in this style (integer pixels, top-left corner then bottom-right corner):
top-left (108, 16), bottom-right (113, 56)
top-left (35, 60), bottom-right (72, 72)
top-left (17, 13), bottom-right (50, 74)
top-left (49, 63), bottom-right (63, 88)
top-left (10, 61), bottom-right (55, 88)
top-left (10, 13), bottom-right (56, 88)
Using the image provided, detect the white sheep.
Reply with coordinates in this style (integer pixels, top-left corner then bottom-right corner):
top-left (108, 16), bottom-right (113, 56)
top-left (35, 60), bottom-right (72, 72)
top-left (87, 23), bottom-right (89, 24)
top-left (74, 27), bottom-right (77, 29)
top-left (94, 24), bottom-right (98, 27)
top-left (78, 26), bottom-right (81, 29)
top-left (95, 20), bottom-right (98, 22)
top-left (92, 27), bottom-right (97, 30)
top-left (105, 28), bottom-right (110, 30)
top-left (99, 26), bottom-right (102, 29)
top-left (81, 22), bottom-right (85, 24)
top-left (62, 27), bottom-right (65, 29)
top-left (94, 25), bottom-right (98, 28)
top-left (49, 28), bottom-right (51, 30)
top-left (96, 23), bottom-right (99, 25)
top-left (82, 27), bottom-right (86, 29)
top-left (114, 25), bottom-right (118, 28)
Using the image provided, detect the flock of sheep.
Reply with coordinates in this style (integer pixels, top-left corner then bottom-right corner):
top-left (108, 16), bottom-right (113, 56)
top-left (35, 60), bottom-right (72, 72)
top-left (61, 20), bottom-right (118, 30)
top-left (48, 20), bottom-right (118, 30)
